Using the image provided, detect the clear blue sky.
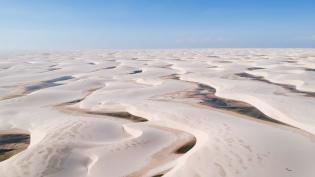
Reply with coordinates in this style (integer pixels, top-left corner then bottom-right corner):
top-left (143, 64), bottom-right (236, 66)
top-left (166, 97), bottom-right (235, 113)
top-left (1, 0), bottom-right (314, 49)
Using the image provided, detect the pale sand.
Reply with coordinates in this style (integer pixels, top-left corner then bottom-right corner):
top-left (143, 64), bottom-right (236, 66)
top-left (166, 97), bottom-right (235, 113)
top-left (0, 49), bottom-right (315, 177)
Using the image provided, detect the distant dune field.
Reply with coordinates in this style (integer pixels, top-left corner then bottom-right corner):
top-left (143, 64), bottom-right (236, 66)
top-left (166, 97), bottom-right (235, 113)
top-left (0, 49), bottom-right (315, 177)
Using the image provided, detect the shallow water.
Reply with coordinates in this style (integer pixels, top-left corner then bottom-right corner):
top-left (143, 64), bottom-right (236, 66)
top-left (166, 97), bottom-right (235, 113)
top-left (195, 84), bottom-right (286, 125)
top-left (130, 70), bottom-right (143, 74)
top-left (26, 76), bottom-right (73, 92)
top-left (235, 72), bottom-right (315, 97)
top-left (0, 133), bottom-right (30, 162)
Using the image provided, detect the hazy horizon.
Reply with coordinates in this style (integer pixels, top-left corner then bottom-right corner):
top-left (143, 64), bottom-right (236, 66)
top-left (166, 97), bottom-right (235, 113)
top-left (1, 0), bottom-right (315, 50)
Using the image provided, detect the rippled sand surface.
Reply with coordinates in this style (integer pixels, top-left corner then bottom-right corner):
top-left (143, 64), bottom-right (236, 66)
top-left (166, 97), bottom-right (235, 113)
top-left (0, 49), bottom-right (315, 177)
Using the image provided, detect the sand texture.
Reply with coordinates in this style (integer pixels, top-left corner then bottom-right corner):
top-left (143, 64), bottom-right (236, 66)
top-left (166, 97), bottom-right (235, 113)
top-left (0, 49), bottom-right (315, 177)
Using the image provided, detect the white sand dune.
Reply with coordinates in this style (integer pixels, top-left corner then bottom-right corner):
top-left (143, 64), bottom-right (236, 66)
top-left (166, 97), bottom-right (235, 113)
top-left (0, 49), bottom-right (315, 177)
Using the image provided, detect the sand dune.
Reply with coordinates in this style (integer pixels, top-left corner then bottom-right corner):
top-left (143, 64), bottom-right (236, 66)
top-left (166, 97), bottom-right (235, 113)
top-left (0, 49), bottom-right (315, 177)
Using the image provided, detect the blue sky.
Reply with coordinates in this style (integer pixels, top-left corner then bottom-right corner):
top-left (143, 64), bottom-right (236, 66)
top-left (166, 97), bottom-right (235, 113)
top-left (1, 0), bottom-right (314, 49)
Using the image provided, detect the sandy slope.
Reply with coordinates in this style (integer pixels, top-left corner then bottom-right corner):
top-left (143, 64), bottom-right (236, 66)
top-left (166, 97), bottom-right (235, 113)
top-left (0, 49), bottom-right (314, 177)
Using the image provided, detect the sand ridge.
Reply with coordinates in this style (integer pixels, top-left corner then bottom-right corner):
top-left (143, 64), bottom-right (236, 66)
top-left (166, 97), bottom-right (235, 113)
top-left (0, 49), bottom-right (315, 177)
